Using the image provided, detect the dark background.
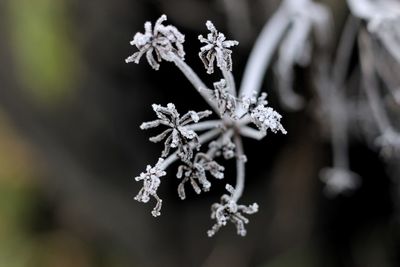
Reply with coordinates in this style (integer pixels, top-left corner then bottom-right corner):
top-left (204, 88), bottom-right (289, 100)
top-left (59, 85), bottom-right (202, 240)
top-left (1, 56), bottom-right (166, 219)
top-left (0, 0), bottom-right (399, 266)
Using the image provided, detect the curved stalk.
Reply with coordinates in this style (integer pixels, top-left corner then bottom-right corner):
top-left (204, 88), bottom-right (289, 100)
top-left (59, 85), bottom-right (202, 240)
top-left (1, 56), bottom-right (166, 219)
top-left (238, 3), bottom-right (291, 101)
top-left (171, 53), bottom-right (219, 113)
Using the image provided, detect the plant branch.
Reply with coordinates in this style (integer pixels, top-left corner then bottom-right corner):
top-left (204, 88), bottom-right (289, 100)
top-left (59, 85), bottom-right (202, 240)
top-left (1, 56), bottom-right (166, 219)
top-left (171, 53), bottom-right (219, 113)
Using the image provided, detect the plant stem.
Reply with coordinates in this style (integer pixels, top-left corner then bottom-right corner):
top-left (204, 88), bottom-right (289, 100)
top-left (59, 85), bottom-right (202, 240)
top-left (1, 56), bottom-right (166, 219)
top-left (232, 133), bottom-right (245, 202)
top-left (187, 120), bottom-right (223, 131)
top-left (329, 16), bottom-right (359, 169)
top-left (171, 53), bottom-right (219, 113)
top-left (222, 69), bottom-right (237, 96)
top-left (238, 2), bottom-right (291, 101)
top-left (358, 29), bottom-right (394, 133)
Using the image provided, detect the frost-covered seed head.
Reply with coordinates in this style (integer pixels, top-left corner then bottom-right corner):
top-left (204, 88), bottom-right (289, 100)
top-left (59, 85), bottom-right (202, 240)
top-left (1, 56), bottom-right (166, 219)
top-left (250, 105), bottom-right (287, 135)
top-left (126, 14), bottom-right (185, 70)
top-left (176, 153), bottom-right (225, 200)
top-left (140, 103), bottom-right (212, 162)
top-left (134, 158), bottom-right (166, 217)
top-left (198, 21), bottom-right (239, 74)
top-left (207, 184), bottom-right (258, 237)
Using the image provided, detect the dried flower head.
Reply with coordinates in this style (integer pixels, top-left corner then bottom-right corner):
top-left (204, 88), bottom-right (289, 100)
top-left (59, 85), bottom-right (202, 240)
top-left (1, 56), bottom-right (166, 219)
top-left (141, 103), bottom-right (212, 162)
top-left (176, 153), bottom-right (225, 200)
top-left (208, 79), bottom-right (237, 118)
top-left (126, 14), bottom-right (185, 70)
top-left (207, 184), bottom-right (259, 237)
top-left (134, 158), bottom-right (166, 217)
top-left (198, 21), bottom-right (239, 74)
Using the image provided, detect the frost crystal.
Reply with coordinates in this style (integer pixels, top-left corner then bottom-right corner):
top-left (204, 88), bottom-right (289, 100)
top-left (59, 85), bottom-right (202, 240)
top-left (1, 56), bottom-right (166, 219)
top-left (241, 92), bottom-right (268, 111)
top-left (176, 153), bottom-right (225, 200)
top-left (198, 21), bottom-right (239, 74)
top-left (250, 104), bottom-right (287, 135)
top-left (207, 79), bottom-right (237, 118)
top-left (140, 103), bottom-right (212, 162)
top-left (126, 14), bottom-right (185, 70)
top-left (134, 158), bottom-right (166, 217)
top-left (207, 184), bottom-right (259, 237)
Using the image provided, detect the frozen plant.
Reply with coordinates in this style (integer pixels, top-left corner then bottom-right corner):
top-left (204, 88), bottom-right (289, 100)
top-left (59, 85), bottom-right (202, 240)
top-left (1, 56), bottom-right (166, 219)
top-left (125, 14), bottom-right (185, 70)
top-left (126, 15), bottom-right (286, 236)
top-left (208, 184), bottom-right (259, 237)
top-left (134, 158), bottom-right (166, 217)
top-left (198, 20), bottom-right (239, 74)
top-left (140, 103), bottom-right (212, 162)
top-left (177, 152), bottom-right (225, 200)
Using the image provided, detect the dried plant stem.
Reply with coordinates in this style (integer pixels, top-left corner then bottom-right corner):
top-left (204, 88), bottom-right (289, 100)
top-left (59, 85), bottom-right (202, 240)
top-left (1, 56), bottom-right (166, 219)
top-left (187, 120), bottom-right (223, 131)
top-left (222, 69), bottom-right (237, 96)
top-left (358, 30), bottom-right (394, 133)
top-left (275, 15), bottom-right (311, 110)
top-left (238, 2), bottom-right (291, 101)
top-left (333, 16), bottom-right (360, 86)
top-left (239, 126), bottom-right (265, 140)
top-left (171, 54), bottom-right (219, 113)
top-left (232, 133), bottom-right (245, 202)
top-left (329, 88), bottom-right (350, 169)
top-left (329, 16), bottom-right (360, 169)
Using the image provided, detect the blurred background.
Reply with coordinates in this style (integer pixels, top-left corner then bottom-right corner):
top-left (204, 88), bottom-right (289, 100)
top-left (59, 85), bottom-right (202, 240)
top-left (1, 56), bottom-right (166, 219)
top-left (0, 0), bottom-right (399, 266)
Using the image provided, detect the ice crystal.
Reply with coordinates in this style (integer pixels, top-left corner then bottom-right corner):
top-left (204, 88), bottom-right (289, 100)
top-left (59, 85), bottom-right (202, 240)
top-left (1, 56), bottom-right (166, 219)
top-left (134, 158), bottom-right (166, 217)
top-left (126, 14), bottom-right (185, 70)
top-left (207, 184), bottom-right (259, 237)
top-left (176, 153), bottom-right (225, 200)
top-left (198, 21), bottom-right (239, 74)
